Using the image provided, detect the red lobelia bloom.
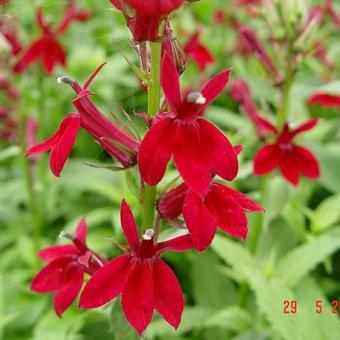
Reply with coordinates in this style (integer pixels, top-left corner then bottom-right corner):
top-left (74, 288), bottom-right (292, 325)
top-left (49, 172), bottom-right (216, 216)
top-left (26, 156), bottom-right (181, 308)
top-left (158, 182), bottom-right (263, 251)
top-left (138, 53), bottom-right (238, 195)
top-left (14, 3), bottom-right (90, 74)
top-left (254, 119), bottom-right (320, 186)
top-left (230, 78), bottom-right (277, 137)
top-left (307, 93), bottom-right (340, 108)
top-left (0, 16), bottom-right (22, 57)
top-left (26, 113), bottom-right (80, 177)
top-left (213, 9), bottom-right (226, 26)
top-left (27, 64), bottom-right (140, 176)
top-left (109, 0), bottom-right (183, 41)
top-left (31, 219), bottom-right (104, 317)
top-left (59, 63), bottom-right (140, 167)
top-left (79, 200), bottom-right (193, 334)
top-left (184, 31), bottom-right (215, 71)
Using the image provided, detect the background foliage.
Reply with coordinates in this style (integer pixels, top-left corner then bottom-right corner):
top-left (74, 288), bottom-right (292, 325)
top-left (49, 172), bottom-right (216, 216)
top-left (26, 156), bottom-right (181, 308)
top-left (1, 0), bottom-right (340, 339)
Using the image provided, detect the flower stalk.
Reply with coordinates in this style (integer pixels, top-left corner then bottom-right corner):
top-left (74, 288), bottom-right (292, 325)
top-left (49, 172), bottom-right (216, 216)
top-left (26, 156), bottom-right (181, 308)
top-left (142, 41), bottom-right (162, 229)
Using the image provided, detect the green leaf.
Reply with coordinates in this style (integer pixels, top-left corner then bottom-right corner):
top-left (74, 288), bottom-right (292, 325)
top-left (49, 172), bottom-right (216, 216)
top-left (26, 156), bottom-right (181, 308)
top-left (0, 146), bottom-right (20, 162)
top-left (311, 194), bottom-right (340, 232)
top-left (274, 226), bottom-right (340, 287)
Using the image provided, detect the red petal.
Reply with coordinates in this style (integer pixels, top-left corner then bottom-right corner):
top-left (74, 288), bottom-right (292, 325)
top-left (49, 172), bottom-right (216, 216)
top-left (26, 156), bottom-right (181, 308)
top-left (156, 234), bottom-right (193, 253)
top-left (183, 190), bottom-right (217, 251)
top-left (79, 254), bottom-right (131, 308)
top-left (198, 118), bottom-right (239, 181)
top-left (173, 122), bottom-right (211, 195)
top-left (138, 118), bottom-right (176, 185)
top-left (75, 218), bottom-right (88, 245)
top-left (49, 114), bottom-right (80, 177)
top-left (120, 200), bottom-right (140, 251)
top-left (200, 69), bottom-right (231, 108)
top-left (13, 39), bottom-right (44, 73)
top-left (53, 265), bottom-right (84, 317)
top-left (279, 151), bottom-right (300, 186)
top-left (210, 183), bottom-right (263, 212)
top-left (253, 144), bottom-right (281, 175)
top-left (31, 257), bottom-right (73, 293)
top-left (42, 39), bottom-right (66, 74)
top-left (153, 259), bottom-right (183, 329)
top-left (161, 53), bottom-right (181, 112)
top-left (294, 146), bottom-right (320, 179)
top-left (205, 193), bottom-right (248, 239)
top-left (308, 93), bottom-right (340, 108)
top-left (26, 134), bottom-right (58, 157)
top-left (109, 0), bottom-right (123, 10)
top-left (292, 118), bottom-right (319, 137)
top-left (122, 259), bottom-right (154, 334)
top-left (39, 245), bottom-right (79, 261)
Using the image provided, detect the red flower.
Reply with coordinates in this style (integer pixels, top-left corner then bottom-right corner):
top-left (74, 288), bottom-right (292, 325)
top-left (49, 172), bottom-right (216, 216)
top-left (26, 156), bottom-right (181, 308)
top-left (79, 200), bottom-right (193, 334)
top-left (31, 219), bottom-right (104, 317)
top-left (254, 119), bottom-right (320, 186)
top-left (109, 0), bottom-right (183, 41)
top-left (0, 16), bottom-right (22, 56)
top-left (14, 3), bottom-right (90, 74)
top-left (26, 113), bottom-right (80, 177)
top-left (158, 182), bottom-right (263, 251)
top-left (230, 78), bottom-right (277, 137)
top-left (184, 31), bottom-right (215, 71)
top-left (307, 93), bottom-right (340, 108)
top-left (138, 53), bottom-right (238, 195)
top-left (28, 64), bottom-right (140, 176)
top-left (60, 63), bottom-right (140, 168)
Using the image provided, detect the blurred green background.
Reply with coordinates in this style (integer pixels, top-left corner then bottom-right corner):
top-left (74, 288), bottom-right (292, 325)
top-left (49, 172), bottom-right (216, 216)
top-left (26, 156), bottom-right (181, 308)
top-left (1, 0), bottom-right (340, 339)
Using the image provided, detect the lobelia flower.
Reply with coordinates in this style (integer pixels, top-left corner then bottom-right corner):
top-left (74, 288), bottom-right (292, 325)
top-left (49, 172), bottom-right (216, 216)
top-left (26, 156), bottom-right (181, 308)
top-left (254, 119), bottom-right (320, 186)
top-left (138, 53), bottom-right (238, 196)
top-left (230, 78), bottom-right (277, 138)
top-left (31, 219), bottom-right (105, 317)
top-left (79, 200), bottom-right (193, 334)
top-left (158, 181), bottom-right (263, 251)
top-left (14, 2), bottom-right (90, 74)
top-left (0, 16), bottom-right (22, 57)
top-left (307, 92), bottom-right (340, 109)
top-left (109, 0), bottom-right (184, 42)
top-left (27, 64), bottom-right (140, 176)
top-left (184, 31), bottom-right (215, 71)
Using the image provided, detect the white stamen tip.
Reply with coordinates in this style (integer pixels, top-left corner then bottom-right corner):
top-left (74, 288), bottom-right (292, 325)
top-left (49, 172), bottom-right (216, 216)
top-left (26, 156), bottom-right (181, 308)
top-left (187, 92), bottom-right (206, 105)
top-left (143, 229), bottom-right (155, 241)
top-left (59, 231), bottom-right (74, 241)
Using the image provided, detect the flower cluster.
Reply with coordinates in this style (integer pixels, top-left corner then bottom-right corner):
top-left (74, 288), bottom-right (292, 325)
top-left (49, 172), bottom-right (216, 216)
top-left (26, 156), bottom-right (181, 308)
top-left (27, 0), bottom-right (265, 335)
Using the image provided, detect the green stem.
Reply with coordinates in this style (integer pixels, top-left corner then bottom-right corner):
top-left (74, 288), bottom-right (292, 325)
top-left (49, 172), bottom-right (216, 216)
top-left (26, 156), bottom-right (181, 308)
top-left (142, 41), bottom-right (162, 228)
top-left (18, 113), bottom-right (40, 252)
top-left (277, 38), bottom-right (295, 127)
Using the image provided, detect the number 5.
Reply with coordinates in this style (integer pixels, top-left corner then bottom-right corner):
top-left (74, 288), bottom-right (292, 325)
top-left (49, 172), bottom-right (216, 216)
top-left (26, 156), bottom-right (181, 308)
top-left (315, 300), bottom-right (322, 314)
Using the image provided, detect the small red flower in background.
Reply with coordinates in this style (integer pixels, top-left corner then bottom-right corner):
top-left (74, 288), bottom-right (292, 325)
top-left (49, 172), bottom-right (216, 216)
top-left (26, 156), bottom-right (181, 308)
top-left (109, 0), bottom-right (183, 41)
top-left (158, 182), bottom-right (263, 251)
top-left (254, 119), bottom-right (320, 186)
top-left (31, 219), bottom-right (104, 317)
top-left (307, 93), bottom-right (340, 109)
top-left (80, 200), bottom-right (193, 334)
top-left (0, 16), bottom-right (22, 57)
top-left (184, 31), bottom-right (215, 71)
top-left (138, 53), bottom-right (238, 195)
top-left (26, 114), bottom-right (80, 177)
top-left (14, 2), bottom-right (90, 74)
